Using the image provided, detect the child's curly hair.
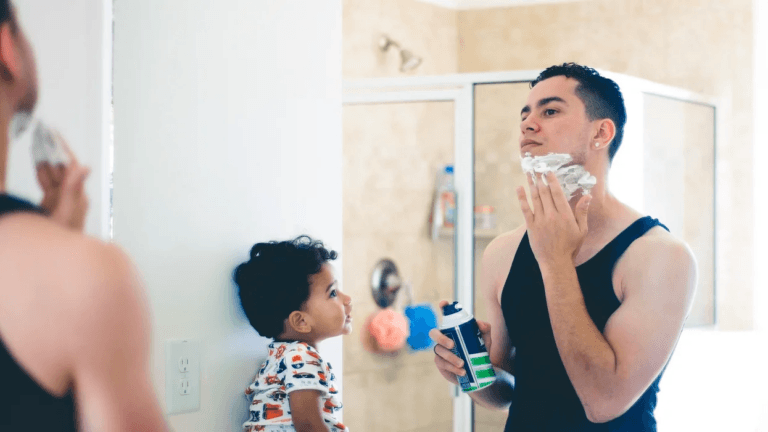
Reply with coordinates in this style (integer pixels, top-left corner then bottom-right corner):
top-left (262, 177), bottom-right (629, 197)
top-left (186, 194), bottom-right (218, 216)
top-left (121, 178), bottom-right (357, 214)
top-left (233, 235), bottom-right (338, 339)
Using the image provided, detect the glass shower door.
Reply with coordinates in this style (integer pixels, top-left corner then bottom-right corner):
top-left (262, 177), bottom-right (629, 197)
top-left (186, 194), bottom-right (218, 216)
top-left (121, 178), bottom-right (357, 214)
top-left (472, 82), bottom-right (532, 432)
top-left (642, 94), bottom-right (716, 326)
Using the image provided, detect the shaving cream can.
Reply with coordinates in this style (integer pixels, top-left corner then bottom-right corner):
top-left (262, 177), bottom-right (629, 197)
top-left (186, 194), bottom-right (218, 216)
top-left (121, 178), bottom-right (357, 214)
top-left (439, 301), bottom-right (496, 392)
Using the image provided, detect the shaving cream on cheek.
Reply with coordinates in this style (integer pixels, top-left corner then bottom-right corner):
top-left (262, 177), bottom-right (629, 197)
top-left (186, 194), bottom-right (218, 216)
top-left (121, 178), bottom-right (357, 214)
top-left (521, 152), bottom-right (597, 201)
top-left (31, 121), bottom-right (70, 166)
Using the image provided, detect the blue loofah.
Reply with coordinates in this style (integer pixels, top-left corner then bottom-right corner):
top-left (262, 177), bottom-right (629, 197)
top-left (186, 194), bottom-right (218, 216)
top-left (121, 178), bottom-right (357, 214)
top-left (404, 303), bottom-right (438, 351)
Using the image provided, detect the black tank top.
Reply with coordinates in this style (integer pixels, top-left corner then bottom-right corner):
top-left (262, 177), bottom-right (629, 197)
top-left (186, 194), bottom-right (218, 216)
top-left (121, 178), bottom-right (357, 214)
top-left (0, 194), bottom-right (78, 431)
top-left (501, 216), bottom-right (669, 432)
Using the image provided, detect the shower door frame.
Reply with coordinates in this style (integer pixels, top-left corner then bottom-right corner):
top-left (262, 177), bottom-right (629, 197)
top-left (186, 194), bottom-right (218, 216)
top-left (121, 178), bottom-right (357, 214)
top-left (343, 70), bottom-right (720, 432)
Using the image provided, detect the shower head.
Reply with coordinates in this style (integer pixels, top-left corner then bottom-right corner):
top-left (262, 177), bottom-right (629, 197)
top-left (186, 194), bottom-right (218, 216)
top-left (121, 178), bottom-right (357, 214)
top-left (399, 49), bottom-right (422, 72)
top-left (379, 35), bottom-right (422, 73)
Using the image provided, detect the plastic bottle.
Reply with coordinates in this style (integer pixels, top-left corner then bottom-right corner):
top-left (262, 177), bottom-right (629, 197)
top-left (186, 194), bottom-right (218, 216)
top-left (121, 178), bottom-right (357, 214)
top-left (438, 165), bottom-right (456, 228)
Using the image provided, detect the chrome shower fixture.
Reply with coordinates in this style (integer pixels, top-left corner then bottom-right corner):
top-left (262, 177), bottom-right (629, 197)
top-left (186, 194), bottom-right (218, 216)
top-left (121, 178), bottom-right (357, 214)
top-left (379, 34), bottom-right (422, 73)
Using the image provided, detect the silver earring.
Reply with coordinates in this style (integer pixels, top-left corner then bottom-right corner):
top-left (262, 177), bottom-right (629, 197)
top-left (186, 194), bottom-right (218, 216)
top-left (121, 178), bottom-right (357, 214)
top-left (595, 142), bottom-right (600, 148)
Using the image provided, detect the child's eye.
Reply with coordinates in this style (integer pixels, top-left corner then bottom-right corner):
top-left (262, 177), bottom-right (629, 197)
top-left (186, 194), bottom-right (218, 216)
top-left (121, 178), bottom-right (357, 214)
top-left (329, 289), bottom-right (337, 298)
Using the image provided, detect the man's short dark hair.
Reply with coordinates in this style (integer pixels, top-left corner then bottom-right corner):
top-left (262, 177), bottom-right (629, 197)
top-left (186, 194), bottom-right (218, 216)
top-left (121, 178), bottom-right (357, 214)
top-left (0, 1), bottom-right (11, 25)
top-left (233, 235), bottom-right (338, 339)
top-left (531, 63), bottom-right (627, 162)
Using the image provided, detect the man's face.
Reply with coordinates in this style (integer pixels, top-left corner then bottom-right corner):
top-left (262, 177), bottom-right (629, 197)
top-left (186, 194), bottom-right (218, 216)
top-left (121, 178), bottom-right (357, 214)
top-left (519, 76), bottom-right (593, 165)
top-left (13, 18), bottom-right (39, 114)
top-left (3, 9), bottom-right (39, 115)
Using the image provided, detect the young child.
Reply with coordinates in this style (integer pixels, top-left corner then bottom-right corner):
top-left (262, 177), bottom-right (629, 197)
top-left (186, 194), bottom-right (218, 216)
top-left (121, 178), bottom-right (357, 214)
top-left (234, 235), bottom-right (352, 432)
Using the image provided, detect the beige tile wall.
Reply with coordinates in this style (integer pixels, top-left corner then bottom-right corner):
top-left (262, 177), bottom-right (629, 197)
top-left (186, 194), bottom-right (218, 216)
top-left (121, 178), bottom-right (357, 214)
top-left (342, 101), bottom-right (457, 432)
top-left (457, 0), bottom-right (754, 330)
top-left (344, 0), bottom-right (458, 78)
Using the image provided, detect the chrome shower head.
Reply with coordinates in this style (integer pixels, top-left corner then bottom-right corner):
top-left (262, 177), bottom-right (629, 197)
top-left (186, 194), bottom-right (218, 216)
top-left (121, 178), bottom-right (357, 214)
top-left (379, 34), bottom-right (422, 73)
top-left (399, 49), bottom-right (422, 72)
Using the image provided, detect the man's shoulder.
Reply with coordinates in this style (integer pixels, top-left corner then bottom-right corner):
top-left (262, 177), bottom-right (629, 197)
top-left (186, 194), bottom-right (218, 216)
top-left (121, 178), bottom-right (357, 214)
top-left (481, 225), bottom-right (527, 289)
top-left (487, 224), bottom-right (526, 253)
top-left (484, 225), bottom-right (527, 264)
top-left (1, 211), bottom-right (84, 250)
top-left (0, 214), bottom-right (145, 371)
top-left (0, 212), bottom-right (125, 264)
top-left (620, 225), bottom-right (697, 293)
top-left (630, 225), bottom-right (695, 265)
top-left (0, 212), bottom-right (138, 312)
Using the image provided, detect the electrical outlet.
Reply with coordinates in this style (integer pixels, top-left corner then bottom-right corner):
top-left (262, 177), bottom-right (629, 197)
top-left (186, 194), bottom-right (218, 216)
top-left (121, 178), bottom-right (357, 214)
top-left (165, 339), bottom-right (200, 414)
top-left (179, 357), bottom-right (189, 372)
top-left (178, 379), bottom-right (190, 395)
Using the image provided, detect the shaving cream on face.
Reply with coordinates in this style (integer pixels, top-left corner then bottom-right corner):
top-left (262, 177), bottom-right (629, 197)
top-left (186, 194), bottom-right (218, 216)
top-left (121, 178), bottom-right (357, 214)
top-left (10, 112), bottom-right (33, 140)
top-left (521, 152), bottom-right (597, 201)
top-left (31, 121), bottom-right (70, 166)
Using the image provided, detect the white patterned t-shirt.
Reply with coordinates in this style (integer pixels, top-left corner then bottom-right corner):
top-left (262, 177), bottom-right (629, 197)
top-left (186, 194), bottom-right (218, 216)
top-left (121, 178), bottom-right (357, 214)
top-left (242, 341), bottom-right (348, 432)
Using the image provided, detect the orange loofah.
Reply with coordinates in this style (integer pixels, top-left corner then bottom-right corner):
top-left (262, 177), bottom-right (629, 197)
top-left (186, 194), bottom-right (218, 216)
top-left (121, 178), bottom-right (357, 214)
top-left (366, 309), bottom-right (409, 353)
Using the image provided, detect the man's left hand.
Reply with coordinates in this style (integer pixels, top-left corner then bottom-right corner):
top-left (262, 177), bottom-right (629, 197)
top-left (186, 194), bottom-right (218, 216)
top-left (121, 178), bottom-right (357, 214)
top-left (516, 171), bottom-right (591, 268)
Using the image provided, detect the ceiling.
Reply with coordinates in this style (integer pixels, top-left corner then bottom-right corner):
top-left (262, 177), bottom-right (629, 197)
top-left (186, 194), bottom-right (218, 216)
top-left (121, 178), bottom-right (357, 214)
top-left (414, 0), bottom-right (587, 9)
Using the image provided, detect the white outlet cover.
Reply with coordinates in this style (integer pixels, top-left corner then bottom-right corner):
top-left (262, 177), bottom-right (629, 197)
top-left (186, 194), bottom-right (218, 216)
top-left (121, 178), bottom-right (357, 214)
top-left (165, 339), bottom-right (201, 414)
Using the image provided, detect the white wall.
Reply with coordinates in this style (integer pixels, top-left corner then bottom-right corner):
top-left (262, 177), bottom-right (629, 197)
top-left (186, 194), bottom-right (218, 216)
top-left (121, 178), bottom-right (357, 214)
top-left (112, 1), bottom-right (342, 431)
top-left (654, 330), bottom-right (766, 431)
top-left (657, 4), bottom-right (768, 430)
top-left (6, 0), bottom-right (111, 239)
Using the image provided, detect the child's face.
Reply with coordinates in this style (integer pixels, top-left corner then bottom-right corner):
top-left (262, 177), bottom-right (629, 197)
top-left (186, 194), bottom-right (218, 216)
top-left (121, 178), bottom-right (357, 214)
top-left (303, 263), bottom-right (353, 340)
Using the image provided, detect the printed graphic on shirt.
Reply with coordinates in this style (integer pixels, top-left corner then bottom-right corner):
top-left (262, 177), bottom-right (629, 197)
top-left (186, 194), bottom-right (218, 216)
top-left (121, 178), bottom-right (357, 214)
top-left (243, 341), bottom-right (347, 432)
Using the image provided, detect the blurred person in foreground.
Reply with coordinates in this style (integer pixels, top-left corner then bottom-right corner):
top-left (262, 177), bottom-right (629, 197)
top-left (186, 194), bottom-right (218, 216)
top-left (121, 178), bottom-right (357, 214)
top-left (0, 2), bottom-right (168, 430)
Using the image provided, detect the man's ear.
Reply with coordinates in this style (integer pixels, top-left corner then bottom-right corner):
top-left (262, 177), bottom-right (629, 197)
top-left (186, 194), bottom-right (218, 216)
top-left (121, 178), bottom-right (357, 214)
top-left (287, 311), bottom-right (312, 334)
top-left (593, 118), bottom-right (616, 146)
top-left (0, 22), bottom-right (20, 80)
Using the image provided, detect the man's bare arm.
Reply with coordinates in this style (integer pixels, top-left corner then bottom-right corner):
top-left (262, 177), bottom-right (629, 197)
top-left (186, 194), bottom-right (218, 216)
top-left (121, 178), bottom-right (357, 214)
top-left (541, 235), bottom-right (697, 423)
top-left (67, 243), bottom-right (169, 432)
top-left (429, 228), bottom-right (523, 411)
top-left (467, 230), bottom-right (521, 410)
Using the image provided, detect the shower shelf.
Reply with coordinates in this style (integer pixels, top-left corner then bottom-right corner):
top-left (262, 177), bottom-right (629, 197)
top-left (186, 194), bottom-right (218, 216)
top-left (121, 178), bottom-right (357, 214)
top-left (438, 227), bottom-right (498, 239)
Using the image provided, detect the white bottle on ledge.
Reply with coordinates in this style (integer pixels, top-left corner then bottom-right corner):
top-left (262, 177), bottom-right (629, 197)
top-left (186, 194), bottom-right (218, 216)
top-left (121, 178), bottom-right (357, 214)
top-left (431, 164), bottom-right (455, 241)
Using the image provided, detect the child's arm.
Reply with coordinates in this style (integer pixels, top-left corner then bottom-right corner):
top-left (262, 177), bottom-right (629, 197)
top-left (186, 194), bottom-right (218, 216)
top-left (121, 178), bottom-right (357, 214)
top-left (289, 389), bottom-right (331, 432)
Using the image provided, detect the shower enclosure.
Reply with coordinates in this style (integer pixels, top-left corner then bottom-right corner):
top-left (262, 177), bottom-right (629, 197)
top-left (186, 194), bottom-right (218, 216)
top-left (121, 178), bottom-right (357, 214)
top-left (342, 70), bottom-right (718, 432)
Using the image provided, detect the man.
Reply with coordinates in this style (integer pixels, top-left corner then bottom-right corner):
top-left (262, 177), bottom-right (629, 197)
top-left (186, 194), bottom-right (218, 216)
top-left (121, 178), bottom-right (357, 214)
top-left (0, 2), bottom-right (168, 430)
top-left (430, 63), bottom-right (697, 431)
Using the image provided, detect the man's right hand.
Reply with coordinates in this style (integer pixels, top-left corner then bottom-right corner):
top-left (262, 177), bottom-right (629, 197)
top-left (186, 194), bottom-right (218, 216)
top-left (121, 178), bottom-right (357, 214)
top-left (429, 300), bottom-right (493, 385)
top-left (36, 132), bottom-right (90, 232)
